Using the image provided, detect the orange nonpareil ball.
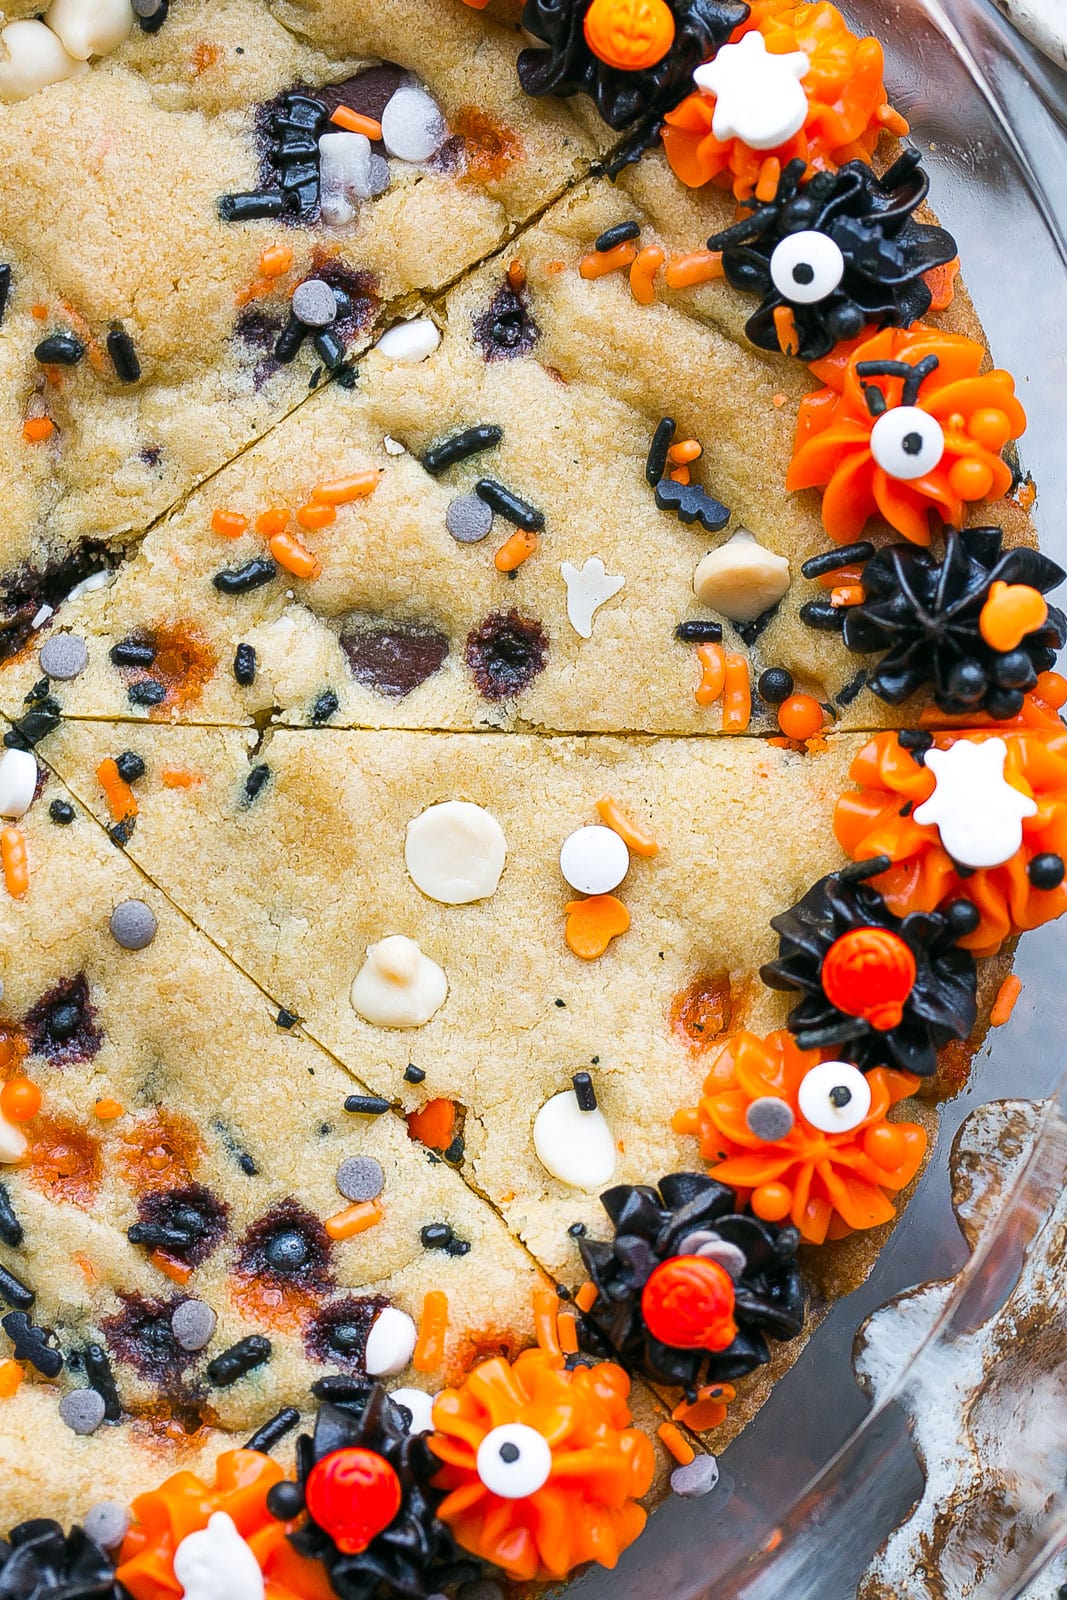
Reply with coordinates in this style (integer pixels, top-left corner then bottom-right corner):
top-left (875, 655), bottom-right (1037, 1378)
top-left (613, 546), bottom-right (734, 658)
top-left (0, 1078), bottom-right (41, 1122)
top-left (777, 694), bottom-right (824, 740)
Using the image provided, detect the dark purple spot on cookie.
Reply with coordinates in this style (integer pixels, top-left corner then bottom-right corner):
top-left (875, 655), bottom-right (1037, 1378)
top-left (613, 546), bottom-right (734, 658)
top-left (127, 1184), bottom-right (229, 1267)
top-left (472, 280), bottom-right (540, 361)
top-left (304, 1294), bottom-right (390, 1368)
top-left (235, 306), bottom-right (284, 352)
top-left (140, 445), bottom-right (162, 468)
top-left (0, 539), bottom-right (121, 666)
top-left (235, 1199), bottom-right (334, 1291)
top-left (24, 974), bottom-right (102, 1066)
top-left (339, 616), bottom-right (449, 698)
top-left (102, 1293), bottom-right (194, 1384)
top-left (303, 252), bottom-right (379, 340)
top-left (465, 609), bottom-right (547, 701)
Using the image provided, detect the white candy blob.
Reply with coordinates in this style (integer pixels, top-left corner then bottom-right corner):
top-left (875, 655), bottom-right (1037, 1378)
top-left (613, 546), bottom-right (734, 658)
top-left (914, 736), bottom-right (1037, 869)
top-left (350, 935), bottom-right (447, 1028)
top-left (374, 319), bottom-right (441, 364)
top-left (389, 1386), bottom-right (435, 1433)
top-left (405, 801), bottom-right (507, 904)
top-left (476, 1423), bottom-right (553, 1499)
top-left (693, 32), bottom-right (810, 150)
top-left (365, 1306), bottom-right (418, 1376)
top-left (559, 825), bottom-right (629, 896)
top-left (45, 0), bottom-right (133, 60)
top-left (380, 82), bottom-right (447, 163)
top-left (173, 1514), bottom-right (264, 1600)
top-left (0, 749), bottom-right (37, 819)
top-left (533, 1091), bottom-right (617, 1190)
top-left (0, 19), bottom-right (86, 101)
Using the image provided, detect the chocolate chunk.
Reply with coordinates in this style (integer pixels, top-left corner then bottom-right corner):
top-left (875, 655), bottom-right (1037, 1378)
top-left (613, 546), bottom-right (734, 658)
top-left (340, 617), bottom-right (449, 698)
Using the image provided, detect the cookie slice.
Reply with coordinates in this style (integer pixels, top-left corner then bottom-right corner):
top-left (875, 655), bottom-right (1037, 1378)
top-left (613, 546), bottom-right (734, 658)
top-left (0, 758), bottom-right (568, 1526)
top-left (0, 0), bottom-right (607, 658)
top-left (6, 174), bottom-right (1039, 734)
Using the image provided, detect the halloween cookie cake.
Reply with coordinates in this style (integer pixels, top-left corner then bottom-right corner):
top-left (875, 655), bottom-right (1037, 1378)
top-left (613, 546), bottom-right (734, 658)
top-left (0, 0), bottom-right (1064, 1594)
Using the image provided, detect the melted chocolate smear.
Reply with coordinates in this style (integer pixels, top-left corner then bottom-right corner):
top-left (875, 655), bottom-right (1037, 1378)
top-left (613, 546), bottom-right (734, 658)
top-left (472, 281), bottom-right (540, 361)
top-left (465, 609), bottom-right (548, 701)
top-left (305, 1294), bottom-right (390, 1368)
top-left (255, 66), bottom-right (406, 221)
top-left (339, 616), bottom-right (449, 699)
top-left (0, 539), bottom-right (122, 666)
top-left (236, 1199), bottom-right (334, 1291)
top-left (102, 1293), bottom-right (194, 1384)
top-left (129, 1184), bottom-right (229, 1267)
top-left (24, 974), bottom-right (102, 1066)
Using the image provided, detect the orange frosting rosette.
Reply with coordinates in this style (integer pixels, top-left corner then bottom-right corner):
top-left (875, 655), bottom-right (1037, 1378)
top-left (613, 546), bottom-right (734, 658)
top-left (429, 1348), bottom-right (655, 1583)
top-left (834, 727), bottom-right (1067, 957)
top-left (116, 1450), bottom-right (332, 1600)
top-left (662, 1), bottom-right (906, 200)
top-left (786, 324), bottom-right (1027, 545)
top-left (672, 1029), bottom-right (926, 1245)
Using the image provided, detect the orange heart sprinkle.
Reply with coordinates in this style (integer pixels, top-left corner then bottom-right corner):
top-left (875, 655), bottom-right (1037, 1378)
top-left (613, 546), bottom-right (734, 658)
top-left (979, 580), bottom-right (1048, 653)
top-left (564, 894), bottom-right (630, 959)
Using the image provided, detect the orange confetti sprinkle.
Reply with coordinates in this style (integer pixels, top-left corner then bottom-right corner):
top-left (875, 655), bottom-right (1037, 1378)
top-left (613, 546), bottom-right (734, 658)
top-left (259, 244), bottom-right (293, 279)
top-left (668, 439), bottom-right (702, 465)
top-left (330, 106), bottom-right (383, 139)
top-left (413, 1290), bottom-right (449, 1371)
top-left (161, 769), bottom-right (202, 788)
top-left (579, 241), bottom-right (638, 280)
top-left (494, 528), bottom-right (538, 572)
top-left (564, 893), bottom-right (630, 959)
top-left (406, 1097), bottom-right (456, 1150)
top-left (629, 244), bottom-right (665, 305)
top-left (150, 1249), bottom-right (194, 1285)
top-left (324, 1199), bottom-right (383, 1240)
top-left (657, 1421), bottom-right (695, 1465)
top-left (269, 530), bottom-right (322, 581)
top-left (595, 794), bottom-right (659, 856)
top-left (672, 1382), bottom-right (734, 1432)
top-left (311, 471), bottom-right (381, 504)
top-left (0, 1361), bottom-right (23, 1398)
top-left (664, 251), bottom-right (723, 289)
top-left (93, 1098), bottom-right (125, 1120)
top-left (22, 417), bottom-right (54, 443)
top-left (1, 829), bottom-right (28, 900)
top-left (990, 974), bottom-right (1022, 1027)
top-left (96, 758), bottom-right (138, 823)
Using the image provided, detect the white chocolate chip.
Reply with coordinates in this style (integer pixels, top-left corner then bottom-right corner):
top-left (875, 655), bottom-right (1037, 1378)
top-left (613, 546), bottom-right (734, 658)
top-left (560, 557), bottom-right (625, 639)
top-left (389, 1386), bottom-right (435, 1433)
top-left (0, 1112), bottom-right (28, 1165)
top-left (374, 319), bottom-right (441, 364)
top-left (692, 529), bottom-right (790, 622)
top-left (0, 749), bottom-right (37, 820)
top-left (405, 801), bottom-right (506, 904)
top-left (45, 0), bottom-right (134, 60)
top-left (365, 1306), bottom-right (418, 1375)
top-left (533, 1091), bottom-right (617, 1190)
top-left (914, 737), bottom-right (1037, 868)
top-left (0, 20), bottom-right (87, 101)
top-left (380, 82), bottom-right (447, 163)
top-left (559, 825), bottom-right (629, 896)
top-left (173, 1514), bottom-right (264, 1600)
top-left (350, 935), bottom-right (447, 1028)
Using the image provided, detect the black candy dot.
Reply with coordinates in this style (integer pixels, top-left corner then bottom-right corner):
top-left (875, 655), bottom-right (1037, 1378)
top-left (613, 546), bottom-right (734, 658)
top-left (1028, 853), bottom-right (1065, 890)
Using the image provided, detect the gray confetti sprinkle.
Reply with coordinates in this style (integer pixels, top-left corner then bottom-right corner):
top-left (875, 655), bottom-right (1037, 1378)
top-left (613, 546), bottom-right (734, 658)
top-left (445, 493), bottom-right (493, 544)
top-left (108, 900), bottom-right (158, 951)
top-left (745, 1095), bottom-right (795, 1142)
top-left (336, 1155), bottom-right (385, 1203)
top-left (292, 280), bottom-right (339, 328)
top-left (83, 1501), bottom-right (130, 1550)
top-left (39, 635), bottom-right (89, 681)
top-left (670, 1453), bottom-right (720, 1498)
top-left (58, 1388), bottom-right (106, 1436)
top-left (367, 155), bottom-right (391, 196)
top-left (171, 1299), bottom-right (217, 1352)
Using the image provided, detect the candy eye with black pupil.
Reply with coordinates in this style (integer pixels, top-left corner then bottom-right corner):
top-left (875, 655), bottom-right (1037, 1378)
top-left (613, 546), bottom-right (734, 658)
top-left (769, 230), bottom-right (846, 305)
top-left (869, 405), bottom-right (945, 480)
top-left (475, 1422), bottom-right (552, 1498)
top-left (797, 1061), bottom-right (872, 1133)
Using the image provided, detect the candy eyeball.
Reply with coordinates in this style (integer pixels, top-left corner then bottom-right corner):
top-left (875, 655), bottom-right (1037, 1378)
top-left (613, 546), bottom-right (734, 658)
top-left (869, 406), bottom-right (945, 481)
top-left (797, 1061), bottom-right (872, 1134)
top-left (475, 1422), bottom-right (553, 1499)
top-left (769, 230), bottom-right (845, 306)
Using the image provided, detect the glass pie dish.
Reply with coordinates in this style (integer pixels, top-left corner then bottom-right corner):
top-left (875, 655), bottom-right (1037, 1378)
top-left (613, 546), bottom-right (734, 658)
top-left (576, 3), bottom-right (1067, 1596)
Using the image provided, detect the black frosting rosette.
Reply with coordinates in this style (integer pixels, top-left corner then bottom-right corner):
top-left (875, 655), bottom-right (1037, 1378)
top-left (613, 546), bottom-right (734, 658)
top-left (836, 525), bottom-right (1066, 719)
top-left (706, 151), bottom-right (957, 361)
top-left (0, 1521), bottom-right (116, 1600)
top-left (578, 1171), bottom-right (804, 1389)
top-left (277, 1385), bottom-right (476, 1600)
top-left (517, 0), bottom-right (748, 131)
top-left (760, 864), bottom-right (978, 1077)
